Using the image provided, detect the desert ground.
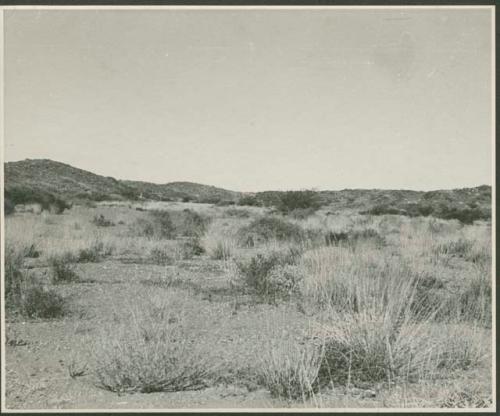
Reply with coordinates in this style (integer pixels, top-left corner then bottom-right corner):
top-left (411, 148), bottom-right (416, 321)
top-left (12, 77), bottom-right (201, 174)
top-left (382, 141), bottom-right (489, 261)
top-left (4, 201), bottom-right (493, 410)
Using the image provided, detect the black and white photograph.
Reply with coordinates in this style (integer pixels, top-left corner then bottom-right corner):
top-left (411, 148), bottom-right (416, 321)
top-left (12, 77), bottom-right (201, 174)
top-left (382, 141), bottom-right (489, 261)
top-left (0, 4), bottom-right (495, 411)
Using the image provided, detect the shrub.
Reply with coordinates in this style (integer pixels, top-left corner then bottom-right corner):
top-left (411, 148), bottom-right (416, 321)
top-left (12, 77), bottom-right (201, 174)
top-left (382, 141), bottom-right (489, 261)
top-left (22, 286), bottom-right (66, 319)
top-left (276, 190), bottom-right (321, 215)
top-left (361, 205), bottom-right (404, 216)
top-left (5, 186), bottom-right (71, 214)
top-left (238, 195), bottom-right (261, 207)
top-left (439, 385), bottom-right (492, 408)
top-left (289, 207), bottom-right (318, 220)
top-left (78, 241), bottom-right (112, 263)
top-left (181, 238), bottom-right (205, 259)
top-left (324, 231), bottom-right (349, 245)
top-left (5, 246), bottom-right (66, 318)
top-left (224, 208), bottom-right (251, 218)
top-left (4, 198), bottom-right (15, 215)
top-left (180, 209), bottom-right (210, 237)
top-left (150, 210), bottom-right (176, 239)
top-left (237, 216), bottom-right (306, 247)
top-left (23, 243), bottom-right (41, 258)
top-left (236, 250), bottom-right (302, 301)
top-left (5, 246), bottom-right (27, 311)
top-left (149, 247), bottom-right (174, 265)
top-left (198, 196), bottom-right (222, 204)
top-left (133, 211), bottom-right (176, 239)
top-left (215, 200), bottom-right (235, 206)
top-left (50, 254), bottom-right (80, 283)
top-left (91, 214), bottom-right (115, 227)
top-left (324, 229), bottom-right (385, 248)
top-left (435, 205), bottom-right (490, 224)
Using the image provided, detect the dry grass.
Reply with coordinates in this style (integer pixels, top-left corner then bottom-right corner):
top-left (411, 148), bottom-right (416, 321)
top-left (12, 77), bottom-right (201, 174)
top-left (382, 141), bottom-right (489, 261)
top-left (4, 202), bottom-right (493, 409)
top-left (89, 287), bottom-right (223, 393)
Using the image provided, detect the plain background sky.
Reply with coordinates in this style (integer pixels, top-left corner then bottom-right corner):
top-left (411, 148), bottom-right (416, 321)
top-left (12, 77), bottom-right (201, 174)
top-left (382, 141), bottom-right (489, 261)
top-left (3, 7), bottom-right (494, 191)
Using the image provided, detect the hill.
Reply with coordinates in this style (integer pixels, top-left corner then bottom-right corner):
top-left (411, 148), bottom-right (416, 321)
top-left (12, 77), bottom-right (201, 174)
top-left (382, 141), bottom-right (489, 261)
top-left (4, 159), bottom-right (241, 204)
top-left (4, 159), bottom-right (491, 223)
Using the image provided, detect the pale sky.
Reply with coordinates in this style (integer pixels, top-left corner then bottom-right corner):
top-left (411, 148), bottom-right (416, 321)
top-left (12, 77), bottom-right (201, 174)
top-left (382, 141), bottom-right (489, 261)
top-left (3, 8), bottom-right (494, 191)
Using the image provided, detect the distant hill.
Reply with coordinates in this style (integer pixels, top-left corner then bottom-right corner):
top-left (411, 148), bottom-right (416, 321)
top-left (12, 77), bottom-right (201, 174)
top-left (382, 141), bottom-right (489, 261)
top-left (254, 187), bottom-right (491, 218)
top-left (4, 159), bottom-right (241, 203)
top-left (3, 159), bottom-right (491, 223)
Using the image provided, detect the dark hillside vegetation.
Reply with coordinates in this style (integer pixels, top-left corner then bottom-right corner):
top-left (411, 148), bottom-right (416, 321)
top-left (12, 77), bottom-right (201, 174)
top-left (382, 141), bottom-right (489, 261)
top-left (4, 159), bottom-right (491, 224)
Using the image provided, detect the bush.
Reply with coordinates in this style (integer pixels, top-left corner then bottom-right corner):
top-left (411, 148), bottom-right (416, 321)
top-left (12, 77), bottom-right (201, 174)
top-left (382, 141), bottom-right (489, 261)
top-left (149, 247), bottom-right (174, 265)
top-left (5, 186), bottom-right (71, 214)
top-left (237, 216), bottom-right (306, 247)
top-left (132, 210), bottom-right (176, 239)
top-left (215, 200), bottom-right (235, 206)
top-left (236, 250), bottom-right (302, 301)
top-left (50, 254), bottom-right (80, 283)
top-left (360, 205), bottom-right (405, 216)
top-left (324, 229), bottom-right (385, 248)
top-left (276, 190), bottom-right (321, 214)
top-left (435, 205), bottom-right (490, 224)
top-left (180, 209), bottom-right (210, 237)
top-left (224, 208), bottom-right (251, 218)
top-left (151, 210), bottom-right (176, 238)
top-left (237, 195), bottom-right (261, 207)
top-left (78, 241), bottom-right (112, 263)
top-left (289, 207), bottom-right (318, 220)
top-left (4, 198), bottom-right (15, 215)
top-left (5, 246), bottom-right (27, 311)
top-left (22, 286), bottom-right (66, 319)
top-left (181, 238), bottom-right (205, 259)
top-left (91, 214), bottom-right (115, 227)
top-left (23, 243), bottom-right (41, 258)
top-left (5, 246), bottom-right (66, 318)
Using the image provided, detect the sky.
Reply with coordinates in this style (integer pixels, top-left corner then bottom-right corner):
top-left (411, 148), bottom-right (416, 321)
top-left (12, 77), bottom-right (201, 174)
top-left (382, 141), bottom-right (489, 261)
top-left (3, 7), bottom-right (494, 192)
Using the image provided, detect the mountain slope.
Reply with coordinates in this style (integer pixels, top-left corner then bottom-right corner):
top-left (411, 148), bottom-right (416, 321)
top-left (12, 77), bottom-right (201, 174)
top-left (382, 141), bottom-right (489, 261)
top-left (4, 159), bottom-right (241, 203)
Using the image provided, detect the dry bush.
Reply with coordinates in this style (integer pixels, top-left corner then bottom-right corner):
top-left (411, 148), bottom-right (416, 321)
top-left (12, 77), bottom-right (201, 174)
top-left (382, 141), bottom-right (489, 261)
top-left (237, 216), bottom-right (306, 247)
top-left (5, 245), bottom-right (66, 318)
top-left (91, 214), bottom-right (115, 227)
top-left (78, 240), bottom-right (113, 262)
top-left (235, 248), bottom-right (303, 301)
top-left (49, 253), bottom-right (80, 283)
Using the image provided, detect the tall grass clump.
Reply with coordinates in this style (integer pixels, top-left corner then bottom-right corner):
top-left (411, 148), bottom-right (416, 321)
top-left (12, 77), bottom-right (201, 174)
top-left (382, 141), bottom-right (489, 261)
top-left (200, 219), bottom-right (239, 260)
top-left (77, 240), bottom-right (113, 263)
top-left (91, 291), bottom-right (219, 393)
top-left (237, 216), bottom-right (306, 247)
top-left (299, 246), bottom-right (490, 388)
top-left (258, 339), bottom-right (324, 401)
top-left (49, 253), bottom-right (80, 283)
top-left (5, 245), bottom-right (66, 318)
top-left (448, 270), bottom-right (492, 327)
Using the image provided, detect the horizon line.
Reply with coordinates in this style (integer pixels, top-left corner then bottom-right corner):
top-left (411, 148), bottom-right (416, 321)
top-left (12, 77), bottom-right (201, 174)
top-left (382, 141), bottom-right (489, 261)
top-left (4, 157), bottom-right (492, 194)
